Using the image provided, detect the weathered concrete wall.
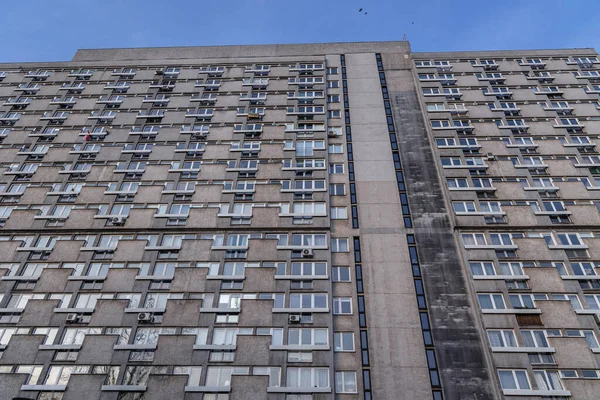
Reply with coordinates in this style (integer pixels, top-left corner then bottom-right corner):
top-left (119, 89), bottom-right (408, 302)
top-left (382, 52), bottom-right (500, 399)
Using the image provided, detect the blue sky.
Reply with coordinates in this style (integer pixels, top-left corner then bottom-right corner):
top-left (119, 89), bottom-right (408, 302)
top-left (1, 0), bottom-right (598, 62)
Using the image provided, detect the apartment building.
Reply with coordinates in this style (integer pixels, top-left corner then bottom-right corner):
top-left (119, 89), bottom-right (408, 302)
top-left (0, 41), bottom-right (598, 400)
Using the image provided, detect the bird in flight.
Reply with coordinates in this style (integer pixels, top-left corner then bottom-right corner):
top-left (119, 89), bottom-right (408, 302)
top-left (358, 8), bottom-right (362, 11)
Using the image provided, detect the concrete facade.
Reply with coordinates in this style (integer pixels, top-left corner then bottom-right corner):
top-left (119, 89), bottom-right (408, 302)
top-left (0, 41), bottom-right (597, 400)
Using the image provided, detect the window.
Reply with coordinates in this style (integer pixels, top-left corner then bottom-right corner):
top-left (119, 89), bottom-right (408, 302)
top-left (470, 262), bottom-right (495, 276)
top-left (289, 293), bottom-right (327, 309)
top-left (487, 330), bottom-right (517, 348)
top-left (329, 163), bottom-right (344, 174)
top-left (73, 293), bottom-right (112, 309)
top-left (334, 332), bottom-right (355, 351)
top-left (44, 365), bottom-right (76, 386)
top-left (328, 144), bottom-right (343, 154)
top-left (286, 367), bottom-right (329, 388)
top-left (333, 297), bottom-right (352, 314)
top-left (477, 293), bottom-right (506, 310)
top-left (332, 266), bottom-right (351, 282)
top-left (556, 233), bottom-right (583, 246)
top-left (327, 95), bottom-right (340, 103)
top-left (335, 371), bottom-right (357, 393)
top-left (521, 330), bottom-right (549, 348)
top-left (327, 81), bottom-right (340, 88)
top-left (431, 120), bottom-right (451, 128)
top-left (327, 67), bottom-right (339, 75)
top-left (497, 262), bottom-right (524, 276)
top-left (534, 370), bottom-right (563, 391)
top-left (498, 370), bottom-right (531, 390)
top-left (288, 328), bottom-right (328, 346)
top-left (295, 140), bottom-right (325, 156)
top-left (331, 238), bottom-right (349, 252)
top-left (212, 328), bottom-right (252, 345)
top-left (330, 183), bottom-right (345, 195)
top-left (331, 207), bottom-right (348, 219)
top-left (446, 178), bottom-right (468, 188)
top-left (287, 262), bottom-right (327, 277)
top-left (290, 234), bottom-right (327, 247)
top-left (174, 366), bottom-right (203, 387)
top-left (133, 327), bottom-right (176, 346)
top-left (453, 201), bottom-right (476, 213)
top-left (61, 327), bottom-right (102, 345)
top-left (489, 233), bottom-right (518, 246)
top-left (462, 233), bottom-right (486, 246)
top-left (440, 157), bottom-right (462, 166)
top-left (509, 294), bottom-right (537, 309)
top-left (182, 327), bottom-right (209, 345)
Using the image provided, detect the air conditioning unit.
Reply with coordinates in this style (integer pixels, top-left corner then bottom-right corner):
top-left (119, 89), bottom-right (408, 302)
top-left (155, 69), bottom-right (164, 75)
top-left (111, 216), bottom-right (126, 225)
top-left (289, 314), bottom-right (301, 323)
top-left (65, 313), bottom-right (79, 323)
top-left (486, 153), bottom-right (496, 161)
top-left (138, 312), bottom-right (153, 322)
top-left (301, 248), bottom-right (314, 258)
top-left (328, 129), bottom-right (339, 138)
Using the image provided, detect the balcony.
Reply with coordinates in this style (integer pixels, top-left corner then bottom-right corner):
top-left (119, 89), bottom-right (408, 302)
top-left (483, 89), bottom-right (512, 99)
top-left (533, 87), bottom-right (563, 95)
top-left (25, 70), bottom-right (51, 80)
top-left (289, 64), bottom-right (324, 72)
top-left (111, 69), bottom-right (136, 77)
top-left (29, 129), bottom-right (59, 138)
top-left (68, 70), bottom-right (94, 78)
top-left (136, 111), bottom-right (164, 119)
top-left (287, 92), bottom-right (324, 100)
top-left (88, 112), bottom-right (116, 122)
top-left (245, 66), bottom-right (270, 75)
top-left (59, 84), bottom-right (85, 93)
top-left (242, 78), bottom-right (269, 89)
top-left (288, 78), bottom-right (324, 87)
top-left (122, 146), bottom-right (152, 155)
top-left (3, 98), bottom-right (31, 108)
top-left (286, 107), bottom-right (325, 116)
top-left (142, 96), bottom-right (169, 105)
top-left (105, 82), bottom-right (131, 92)
top-left (498, 123), bottom-right (529, 133)
top-left (542, 104), bottom-right (573, 114)
top-left (96, 96), bottom-right (123, 106)
top-left (191, 94), bottom-right (217, 104)
top-left (185, 110), bottom-right (213, 120)
top-left (148, 81), bottom-right (176, 90)
top-left (526, 73), bottom-right (554, 83)
top-left (195, 81), bottom-right (221, 89)
top-left (17, 147), bottom-right (48, 156)
top-left (476, 75), bottom-right (505, 84)
top-left (518, 60), bottom-right (546, 69)
top-left (0, 114), bottom-right (20, 125)
top-left (471, 61), bottom-right (499, 70)
top-left (174, 147), bottom-right (204, 155)
top-left (239, 93), bottom-right (266, 104)
top-left (180, 127), bottom-right (209, 137)
top-left (199, 67), bottom-right (225, 76)
top-left (49, 97), bottom-right (77, 106)
top-left (284, 124), bottom-right (325, 133)
top-left (14, 85), bottom-right (40, 94)
top-left (40, 113), bottom-right (68, 123)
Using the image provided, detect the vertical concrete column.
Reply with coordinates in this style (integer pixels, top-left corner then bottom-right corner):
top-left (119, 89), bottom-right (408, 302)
top-left (346, 52), bottom-right (433, 399)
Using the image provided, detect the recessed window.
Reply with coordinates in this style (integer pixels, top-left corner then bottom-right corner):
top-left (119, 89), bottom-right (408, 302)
top-left (332, 266), bottom-right (351, 282)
